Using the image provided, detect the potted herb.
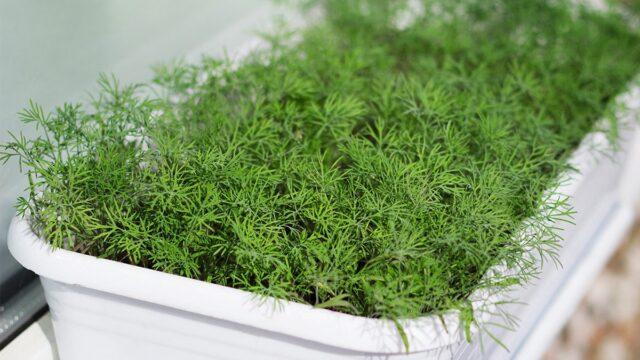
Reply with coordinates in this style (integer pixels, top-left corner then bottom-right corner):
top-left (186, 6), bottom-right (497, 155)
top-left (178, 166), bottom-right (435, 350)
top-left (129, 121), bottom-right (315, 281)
top-left (4, 0), bottom-right (640, 358)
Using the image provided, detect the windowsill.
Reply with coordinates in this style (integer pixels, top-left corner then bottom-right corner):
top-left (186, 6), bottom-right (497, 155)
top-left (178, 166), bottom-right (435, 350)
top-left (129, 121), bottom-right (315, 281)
top-left (0, 313), bottom-right (57, 360)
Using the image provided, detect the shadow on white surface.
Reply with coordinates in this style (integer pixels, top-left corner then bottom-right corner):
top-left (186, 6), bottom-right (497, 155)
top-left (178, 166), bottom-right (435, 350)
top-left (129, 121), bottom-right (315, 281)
top-left (0, 313), bottom-right (58, 360)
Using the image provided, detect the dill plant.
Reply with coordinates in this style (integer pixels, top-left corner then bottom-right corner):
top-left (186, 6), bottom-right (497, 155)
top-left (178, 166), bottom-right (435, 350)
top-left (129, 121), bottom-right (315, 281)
top-left (3, 0), bottom-right (640, 339)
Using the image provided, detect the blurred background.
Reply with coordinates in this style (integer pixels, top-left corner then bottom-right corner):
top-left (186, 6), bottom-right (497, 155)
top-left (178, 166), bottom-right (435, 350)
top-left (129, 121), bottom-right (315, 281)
top-left (544, 224), bottom-right (640, 359)
top-left (0, 1), bottom-right (639, 359)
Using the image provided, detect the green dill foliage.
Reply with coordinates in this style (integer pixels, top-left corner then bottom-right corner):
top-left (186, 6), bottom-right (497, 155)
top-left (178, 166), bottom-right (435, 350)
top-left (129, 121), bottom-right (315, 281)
top-left (3, 0), bottom-right (640, 326)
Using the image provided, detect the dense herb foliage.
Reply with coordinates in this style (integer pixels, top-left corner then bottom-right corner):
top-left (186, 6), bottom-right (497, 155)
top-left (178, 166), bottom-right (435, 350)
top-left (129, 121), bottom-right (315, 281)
top-left (3, 0), bottom-right (640, 327)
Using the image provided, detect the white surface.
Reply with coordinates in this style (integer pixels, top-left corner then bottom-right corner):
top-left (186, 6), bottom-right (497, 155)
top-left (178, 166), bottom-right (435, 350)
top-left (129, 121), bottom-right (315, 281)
top-left (0, 313), bottom-right (58, 360)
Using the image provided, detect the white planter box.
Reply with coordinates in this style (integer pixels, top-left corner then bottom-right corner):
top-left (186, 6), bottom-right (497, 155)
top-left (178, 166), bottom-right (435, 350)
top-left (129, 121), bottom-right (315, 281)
top-left (7, 83), bottom-right (640, 359)
top-left (0, 139), bottom-right (612, 360)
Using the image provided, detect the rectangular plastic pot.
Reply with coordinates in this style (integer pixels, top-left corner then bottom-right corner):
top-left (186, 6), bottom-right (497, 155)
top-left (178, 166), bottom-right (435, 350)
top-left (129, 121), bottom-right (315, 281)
top-left (7, 86), bottom-right (639, 359)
